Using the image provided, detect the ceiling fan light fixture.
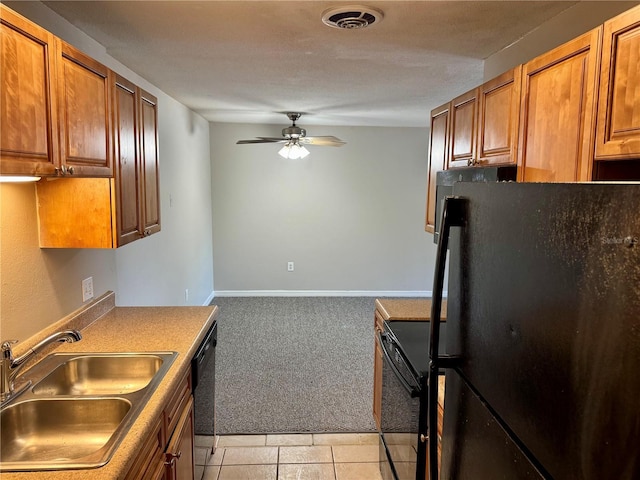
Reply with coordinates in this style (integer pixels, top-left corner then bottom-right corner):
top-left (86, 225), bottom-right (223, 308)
top-left (279, 141), bottom-right (310, 159)
top-left (236, 112), bottom-right (345, 155)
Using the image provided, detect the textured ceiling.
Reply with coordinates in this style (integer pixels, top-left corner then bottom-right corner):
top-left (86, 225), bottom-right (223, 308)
top-left (34, 1), bottom-right (586, 127)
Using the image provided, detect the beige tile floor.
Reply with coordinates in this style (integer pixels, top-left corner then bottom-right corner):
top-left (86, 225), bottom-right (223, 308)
top-left (195, 433), bottom-right (383, 480)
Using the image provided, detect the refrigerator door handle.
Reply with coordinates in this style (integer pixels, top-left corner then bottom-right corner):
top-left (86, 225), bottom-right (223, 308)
top-left (428, 196), bottom-right (465, 480)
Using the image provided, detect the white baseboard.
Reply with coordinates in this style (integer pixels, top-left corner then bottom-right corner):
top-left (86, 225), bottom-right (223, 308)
top-left (203, 291), bottom-right (215, 306)
top-left (212, 290), bottom-right (447, 298)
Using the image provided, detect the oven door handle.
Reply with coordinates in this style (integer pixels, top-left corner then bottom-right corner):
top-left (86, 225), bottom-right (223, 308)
top-left (377, 331), bottom-right (421, 398)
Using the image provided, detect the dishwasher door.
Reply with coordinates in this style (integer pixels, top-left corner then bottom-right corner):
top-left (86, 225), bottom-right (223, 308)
top-left (193, 321), bottom-right (217, 437)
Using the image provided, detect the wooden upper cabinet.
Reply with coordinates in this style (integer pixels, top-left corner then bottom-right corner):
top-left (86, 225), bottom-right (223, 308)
top-left (476, 66), bottom-right (521, 166)
top-left (58, 41), bottom-right (113, 177)
top-left (0, 5), bottom-right (59, 176)
top-left (445, 67), bottom-right (521, 172)
top-left (447, 88), bottom-right (478, 169)
top-left (0, 5), bottom-right (113, 178)
top-left (139, 89), bottom-right (161, 237)
top-left (517, 28), bottom-right (602, 182)
top-left (37, 75), bottom-right (160, 249)
top-left (425, 102), bottom-right (449, 233)
top-left (113, 74), bottom-right (142, 246)
top-left (112, 81), bottom-right (161, 245)
top-left (595, 4), bottom-right (640, 160)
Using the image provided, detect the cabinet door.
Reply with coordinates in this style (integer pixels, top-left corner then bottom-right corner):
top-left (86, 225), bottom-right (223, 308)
top-left (57, 40), bottom-right (113, 177)
top-left (36, 177), bottom-right (115, 248)
top-left (113, 74), bottom-right (143, 246)
top-left (595, 5), bottom-right (640, 160)
top-left (0, 5), bottom-right (59, 176)
top-left (139, 88), bottom-right (161, 236)
top-left (476, 66), bottom-right (521, 166)
top-left (448, 88), bottom-right (478, 169)
top-left (425, 102), bottom-right (449, 233)
top-left (517, 28), bottom-right (602, 182)
top-left (124, 415), bottom-right (165, 480)
top-left (373, 338), bottom-right (383, 430)
top-left (165, 395), bottom-right (195, 480)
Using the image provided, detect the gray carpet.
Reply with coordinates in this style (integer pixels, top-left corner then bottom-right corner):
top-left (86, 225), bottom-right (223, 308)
top-left (197, 297), bottom-right (378, 434)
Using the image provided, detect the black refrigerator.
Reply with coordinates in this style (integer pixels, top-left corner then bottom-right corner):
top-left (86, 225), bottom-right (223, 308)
top-left (427, 182), bottom-right (640, 480)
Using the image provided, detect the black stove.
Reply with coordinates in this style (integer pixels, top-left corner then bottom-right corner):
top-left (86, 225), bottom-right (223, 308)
top-left (384, 320), bottom-right (447, 378)
top-left (378, 319), bottom-right (447, 480)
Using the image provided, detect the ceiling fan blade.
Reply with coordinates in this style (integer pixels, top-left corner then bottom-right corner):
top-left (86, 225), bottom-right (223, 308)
top-left (236, 137), bottom-right (286, 144)
top-left (301, 136), bottom-right (346, 146)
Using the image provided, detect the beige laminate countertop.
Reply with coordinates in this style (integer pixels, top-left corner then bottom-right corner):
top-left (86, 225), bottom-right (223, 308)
top-left (2, 294), bottom-right (218, 480)
top-left (375, 298), bottom-right (447, 321)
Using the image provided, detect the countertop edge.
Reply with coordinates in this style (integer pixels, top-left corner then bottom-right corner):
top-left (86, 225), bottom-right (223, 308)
top-left (375, 298), bottom-right (447, 321)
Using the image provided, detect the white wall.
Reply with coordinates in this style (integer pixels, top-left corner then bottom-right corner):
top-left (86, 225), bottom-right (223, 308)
top-left (0, 183), bottom-right (118, 341)
top-left (115, 98), bottom-right (213, 307)
top-left (210, 122), bottom-right (438, 296)
top-left (484, 1), bottom-right (638, 80)
top-left (0, 2), bottom-right (214, 341)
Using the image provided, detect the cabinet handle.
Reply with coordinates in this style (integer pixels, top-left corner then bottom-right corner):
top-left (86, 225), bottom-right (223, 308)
top-left (467, 158), bottom-right (473, 167)
top-left (67, 166), bottom-right (74, 175)
top-left (164, 451), bottom-right (182, 466)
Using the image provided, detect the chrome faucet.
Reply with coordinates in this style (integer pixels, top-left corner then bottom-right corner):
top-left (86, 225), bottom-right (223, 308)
top-left (1, 329), bottom-right (82, 404)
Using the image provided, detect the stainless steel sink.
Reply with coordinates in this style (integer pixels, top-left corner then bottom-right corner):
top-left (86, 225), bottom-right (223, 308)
top-left (0, 352), bottom-right (177, 472)
top-left (1, 398), bottom-right (131, 467)
top-left (32, 354), bottom-right (165, 395)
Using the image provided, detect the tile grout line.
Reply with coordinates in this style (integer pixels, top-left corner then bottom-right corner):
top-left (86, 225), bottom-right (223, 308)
top-left (208, 435), bottom-right (382, 479)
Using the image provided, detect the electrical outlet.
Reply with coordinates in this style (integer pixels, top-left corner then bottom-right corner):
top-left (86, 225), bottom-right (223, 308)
top-left (82, 277), bottom-right (94, 302)
top-left (287, 262), bottom-right (294, 272)
top-left (185, 289), bottom-right (189, 302)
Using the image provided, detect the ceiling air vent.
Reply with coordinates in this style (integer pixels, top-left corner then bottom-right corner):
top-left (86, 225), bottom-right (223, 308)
top-left (321, 5), bottom-right (384, 30)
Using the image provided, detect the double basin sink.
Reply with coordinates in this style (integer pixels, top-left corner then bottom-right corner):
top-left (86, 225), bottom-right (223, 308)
top-left (0, 351), bottom-right (177, 472)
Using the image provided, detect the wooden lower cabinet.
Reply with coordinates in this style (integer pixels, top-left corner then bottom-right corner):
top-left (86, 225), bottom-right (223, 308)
top-left (373, 336), bottom-right (383, 430)
top-left (126, 370), bottom-right (195, 480)
top-left (163, 370), bottom-right (194, 480)
top-left (372, 310), bottom-right (384, 429)
top-left (125, 415), bottom-right (164, 480)
top-left (423, 376), bottom-right (446, 480)
top-left (436, 376), bottom-right (445, 478)
top-left (165, 396), bottom-right (195, 480)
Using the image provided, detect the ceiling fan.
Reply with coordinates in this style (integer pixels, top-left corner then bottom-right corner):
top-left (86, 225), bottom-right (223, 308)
top-left (236, 112), bottom-right (346, 159)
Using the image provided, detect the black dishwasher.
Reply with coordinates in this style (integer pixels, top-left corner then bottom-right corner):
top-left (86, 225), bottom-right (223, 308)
top-left (192, 320), bottom-right (217, 440)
